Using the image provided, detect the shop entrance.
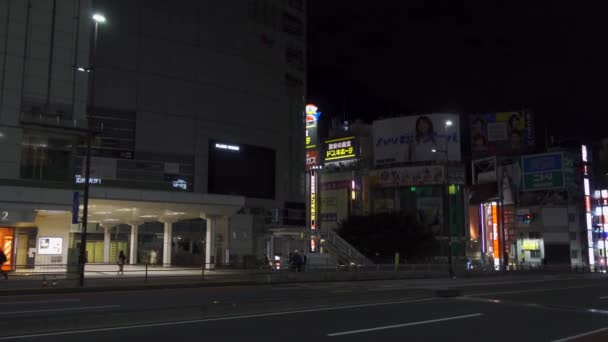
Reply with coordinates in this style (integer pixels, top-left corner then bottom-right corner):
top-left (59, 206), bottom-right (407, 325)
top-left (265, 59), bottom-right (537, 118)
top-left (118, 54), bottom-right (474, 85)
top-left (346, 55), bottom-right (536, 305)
top-left (0, 228), bottom-right (15, 271)
top-left (16, 234), bottom-right (28, 268)
top-left (86, 241), bottom-right (104, 263)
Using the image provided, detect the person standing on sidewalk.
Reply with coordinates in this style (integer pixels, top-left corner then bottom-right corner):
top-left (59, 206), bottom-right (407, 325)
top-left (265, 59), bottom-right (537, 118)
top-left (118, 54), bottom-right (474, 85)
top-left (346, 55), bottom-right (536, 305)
top-left (0, 249), bottom-right (8, 279)
top-left (117, 250), bottom-right (126, 275)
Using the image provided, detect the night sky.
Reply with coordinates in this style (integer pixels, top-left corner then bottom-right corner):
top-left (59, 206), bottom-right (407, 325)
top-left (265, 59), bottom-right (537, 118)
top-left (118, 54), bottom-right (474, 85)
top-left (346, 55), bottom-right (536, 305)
top-left (307, 1), bottom-right (608, 139)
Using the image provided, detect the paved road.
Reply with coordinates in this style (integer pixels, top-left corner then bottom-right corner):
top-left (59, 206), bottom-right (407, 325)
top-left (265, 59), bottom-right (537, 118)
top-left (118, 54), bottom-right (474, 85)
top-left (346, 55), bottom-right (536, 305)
top-left (0, 274), bottom-right (607, 341)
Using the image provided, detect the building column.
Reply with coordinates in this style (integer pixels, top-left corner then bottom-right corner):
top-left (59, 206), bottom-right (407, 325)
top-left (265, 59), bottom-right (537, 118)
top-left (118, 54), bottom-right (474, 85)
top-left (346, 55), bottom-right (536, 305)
top-left (204, 215), bottom-right (219, 270)
top-left (103, 226), bottom-right (111, 263)
top-left (129, 222), bottom-right (139, 265)
top-left (160, 219), bottom-right (175, 267)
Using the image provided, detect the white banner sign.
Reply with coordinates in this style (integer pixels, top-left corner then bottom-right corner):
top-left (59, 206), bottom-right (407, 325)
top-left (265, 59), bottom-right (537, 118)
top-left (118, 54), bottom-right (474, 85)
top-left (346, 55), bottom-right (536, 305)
top-left (373, 114), bottom-right (461, 165)
top-left (370, 165), bottom-right (445, 188)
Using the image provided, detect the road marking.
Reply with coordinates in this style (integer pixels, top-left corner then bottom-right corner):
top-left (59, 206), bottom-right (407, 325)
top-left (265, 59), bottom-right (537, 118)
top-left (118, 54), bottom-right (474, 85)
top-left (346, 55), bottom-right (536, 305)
top-left (599, 296), bottom-right (608, 299)
top-left (0, 299), bottom-right (80, 305)
top-left (552, 326), bottom-right (608, 342)
top-left (327, 313), bottom-right (484, 337)
top-left (330, 290), bottom-right (353, 293)
top-left (0, 305), bottom-right (119, 315)
top-left (467, 284), bottom-right (601, 297)
top-left (0, 298), bottom-right (437, 340)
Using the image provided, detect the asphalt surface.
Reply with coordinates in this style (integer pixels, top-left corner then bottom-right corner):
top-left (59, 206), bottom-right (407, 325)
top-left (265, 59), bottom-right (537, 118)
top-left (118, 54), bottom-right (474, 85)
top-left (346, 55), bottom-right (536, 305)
top-left (0, 274), bottom-right (608, 341)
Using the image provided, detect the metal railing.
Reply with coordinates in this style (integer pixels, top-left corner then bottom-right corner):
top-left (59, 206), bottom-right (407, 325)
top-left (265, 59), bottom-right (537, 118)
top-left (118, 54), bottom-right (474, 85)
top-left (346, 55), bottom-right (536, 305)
top-left (0, 261), bottom-right (598, 291)
top-left (319, 229), bottom-right (374, 266)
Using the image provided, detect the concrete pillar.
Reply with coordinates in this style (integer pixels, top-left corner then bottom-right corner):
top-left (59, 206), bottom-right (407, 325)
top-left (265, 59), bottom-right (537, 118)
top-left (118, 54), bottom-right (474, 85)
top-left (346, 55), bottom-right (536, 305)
top-left (129, 223), bottom-right (139, 265)
top-left (161, 220), bottom-right (174, 267)
top-left (103, 226), bottom-right (111, 263)
top-left (205, 216), bottom-right (218, 270)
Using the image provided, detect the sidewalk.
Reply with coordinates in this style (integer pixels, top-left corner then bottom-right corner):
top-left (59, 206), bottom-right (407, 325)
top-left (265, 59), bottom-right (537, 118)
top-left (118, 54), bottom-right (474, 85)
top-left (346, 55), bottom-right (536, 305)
top-left (0, 263), bottom-right (601, 296)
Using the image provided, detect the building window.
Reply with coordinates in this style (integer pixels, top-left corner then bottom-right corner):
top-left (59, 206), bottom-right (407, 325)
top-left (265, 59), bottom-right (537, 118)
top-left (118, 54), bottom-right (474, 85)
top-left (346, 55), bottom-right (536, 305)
top-left (569, 232), bottom-right (577, 241)
top-left (85, 108), bottom-right (136, 159)
top-left (571, 249), bottom-right (579, 259)
top-left (568, 213), bottom-right (576, 222)
top-left (20, 129), bottom-right (75, 182)
top-left (530, 250), bottom-right (541, 258)
top-left (287, 0), bottom-right (304, 12)
top-left (529, 232), bottom-right (541, 239)
top-left (283, 12), bottom-right (303, 36)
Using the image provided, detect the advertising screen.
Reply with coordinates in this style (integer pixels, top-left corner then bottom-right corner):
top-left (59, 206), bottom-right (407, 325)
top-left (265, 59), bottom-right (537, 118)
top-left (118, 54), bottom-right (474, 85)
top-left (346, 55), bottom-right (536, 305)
top-left (470, 111), bottom-right (534, 156)
top-left (373, 114), bottom-right (461, 165)
top-left (38, 237), bottom-right (63, 255)
top-left (208, 141), bottom-right (276, 199)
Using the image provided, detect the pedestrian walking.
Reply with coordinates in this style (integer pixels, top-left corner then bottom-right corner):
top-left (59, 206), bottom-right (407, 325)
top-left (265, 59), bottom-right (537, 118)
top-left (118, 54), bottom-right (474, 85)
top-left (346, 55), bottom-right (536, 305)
top-left (118, 250), bottom-right (126, 275)
top-left (0, 249), bottom-right (7, 280)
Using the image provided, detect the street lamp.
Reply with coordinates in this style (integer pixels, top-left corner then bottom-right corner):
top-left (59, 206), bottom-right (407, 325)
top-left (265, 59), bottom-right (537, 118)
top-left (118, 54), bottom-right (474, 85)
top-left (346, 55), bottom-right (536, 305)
top-left (79, 12), bottom-right (106, 287)
top-left (92, 13), bottom-right (106, 23)
top-left (430, 120), bottom-right (456, 277)
top-left (444, 120), bottom-right (454, 278)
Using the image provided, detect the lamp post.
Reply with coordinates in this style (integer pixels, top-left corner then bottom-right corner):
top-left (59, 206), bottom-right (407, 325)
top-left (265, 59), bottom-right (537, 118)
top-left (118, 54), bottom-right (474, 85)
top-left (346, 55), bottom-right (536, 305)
top-left (433, 119), bottom-right (455, 278)
top-left (78, 12), bottom-right (106, 287)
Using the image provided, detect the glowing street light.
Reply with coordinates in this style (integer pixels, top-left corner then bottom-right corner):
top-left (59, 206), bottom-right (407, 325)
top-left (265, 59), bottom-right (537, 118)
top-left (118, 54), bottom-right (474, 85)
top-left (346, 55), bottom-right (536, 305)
top-left (92, 13), bottom-right (106, 23)
top-left (445, 120), bottom-right (453, 127)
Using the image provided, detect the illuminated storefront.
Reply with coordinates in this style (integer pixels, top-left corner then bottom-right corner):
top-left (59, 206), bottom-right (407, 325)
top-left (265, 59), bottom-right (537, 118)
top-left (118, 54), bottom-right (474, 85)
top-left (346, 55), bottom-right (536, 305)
top-left (0, 228), bottom-right (14, 271)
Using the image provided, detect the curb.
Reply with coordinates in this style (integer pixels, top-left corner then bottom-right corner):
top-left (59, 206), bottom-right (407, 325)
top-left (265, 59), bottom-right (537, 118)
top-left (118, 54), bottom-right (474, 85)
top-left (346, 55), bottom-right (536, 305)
top-left (0, 280), bottom-right (260, 296)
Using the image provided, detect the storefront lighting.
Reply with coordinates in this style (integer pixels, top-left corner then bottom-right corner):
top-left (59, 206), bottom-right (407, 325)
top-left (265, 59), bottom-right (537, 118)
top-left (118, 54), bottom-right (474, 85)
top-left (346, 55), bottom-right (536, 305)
top-left (116, 208), bottom-right (136, 212)
top-left (584, 178), bottom-right (590, 196)
top-left (139, 215), bottom-right (158, 218)
top-left (103, 218), bottom-right (119, 222)
top-left (93, 211), bottom-right (111, 215)
top-left (603, 190), bottom-right (608, 199)
top-left (166, 211), bottom-right (186, 216)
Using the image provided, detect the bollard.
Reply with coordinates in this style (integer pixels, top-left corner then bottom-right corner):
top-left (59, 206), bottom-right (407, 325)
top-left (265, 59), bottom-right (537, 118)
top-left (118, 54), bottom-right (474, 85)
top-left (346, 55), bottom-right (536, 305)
top-left (144, 264), bottom-right (148, 284)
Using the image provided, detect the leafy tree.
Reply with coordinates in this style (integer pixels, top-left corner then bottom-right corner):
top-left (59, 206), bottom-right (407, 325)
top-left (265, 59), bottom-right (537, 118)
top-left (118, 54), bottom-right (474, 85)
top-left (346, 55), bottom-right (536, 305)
top-left (336, 212), bottom-right (439, 262)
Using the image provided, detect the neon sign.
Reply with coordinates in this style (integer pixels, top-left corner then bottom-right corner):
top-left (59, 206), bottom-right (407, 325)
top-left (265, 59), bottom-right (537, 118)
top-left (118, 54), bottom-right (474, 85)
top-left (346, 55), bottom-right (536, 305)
top-left (305, 104), bottom-right (321, 123)
top-left (324, 136), bottom-right (357, 162)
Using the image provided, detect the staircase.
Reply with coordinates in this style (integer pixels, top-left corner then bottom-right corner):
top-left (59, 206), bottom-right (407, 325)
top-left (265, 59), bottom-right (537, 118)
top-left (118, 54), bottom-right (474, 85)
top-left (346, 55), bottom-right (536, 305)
top-left (319, 229), bottom-right (374, 266)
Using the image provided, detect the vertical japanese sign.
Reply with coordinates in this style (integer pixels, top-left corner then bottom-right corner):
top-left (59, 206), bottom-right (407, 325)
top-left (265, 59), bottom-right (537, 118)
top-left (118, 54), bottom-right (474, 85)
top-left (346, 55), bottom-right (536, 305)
top-left (310, 170), bottom-right (317, 252)
top-left (581, 145), bottom-right (594, 266)
top-left (305, 104), bottom-right (321, 169)
top-left (306, 104), bottom-right (321, 252)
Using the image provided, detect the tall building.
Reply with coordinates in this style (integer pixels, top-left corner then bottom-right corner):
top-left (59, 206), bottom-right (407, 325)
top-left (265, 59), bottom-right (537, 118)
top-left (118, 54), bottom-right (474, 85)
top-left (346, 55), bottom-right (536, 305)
top-left (0, 0), bottom-right (306, 271)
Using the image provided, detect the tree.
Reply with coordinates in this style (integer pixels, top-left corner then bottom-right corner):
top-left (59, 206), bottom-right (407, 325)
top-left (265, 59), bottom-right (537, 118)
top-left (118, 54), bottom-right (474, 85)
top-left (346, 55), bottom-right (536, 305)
top-left (336, 212), bottom-right (439, 262)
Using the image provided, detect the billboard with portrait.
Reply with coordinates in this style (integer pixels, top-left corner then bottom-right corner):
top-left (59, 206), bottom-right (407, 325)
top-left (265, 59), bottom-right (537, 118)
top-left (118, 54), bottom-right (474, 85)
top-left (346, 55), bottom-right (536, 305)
top-left (470, 111), bottom-right (534, 156)
top-left (373, 114), bottom-right (461, 166)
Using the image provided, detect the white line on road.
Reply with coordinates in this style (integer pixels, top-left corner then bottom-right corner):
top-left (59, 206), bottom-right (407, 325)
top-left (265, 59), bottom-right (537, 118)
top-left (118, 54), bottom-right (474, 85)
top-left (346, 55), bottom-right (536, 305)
top-left (467, 284), bottom-right (601, 297)
top-left (599, 296), bottom-right (608, 299)
top-left (0, 299), bottom-right (80, 306)
top-left (0, 298), bottom-right (438, 340)
top-left (327, 313), bottom-right (484, 337)
top-left (552, 327), bottom-right (608, 342)
top-left (0, 305), bottom-right (120, 315)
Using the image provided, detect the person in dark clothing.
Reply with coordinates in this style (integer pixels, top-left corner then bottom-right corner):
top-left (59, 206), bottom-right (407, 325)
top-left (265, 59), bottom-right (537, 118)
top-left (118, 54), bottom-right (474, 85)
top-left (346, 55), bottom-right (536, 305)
top-left (118, 251), bottom-right (127, 275)
top-left (0, 250), bottom-right (7, 280)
